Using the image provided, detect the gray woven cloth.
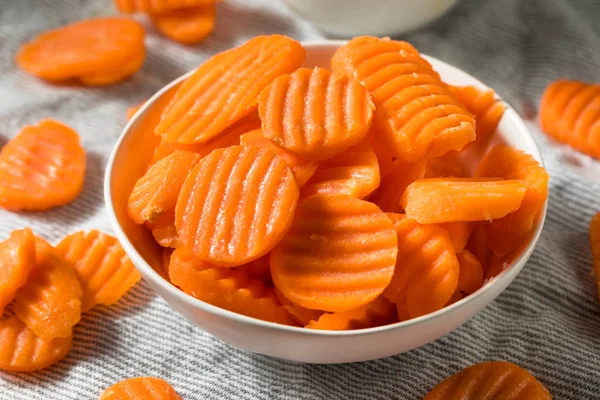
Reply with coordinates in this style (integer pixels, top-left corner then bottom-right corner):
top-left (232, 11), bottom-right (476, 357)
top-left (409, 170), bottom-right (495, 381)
top-left (1, 0), bottom-right (599, 398)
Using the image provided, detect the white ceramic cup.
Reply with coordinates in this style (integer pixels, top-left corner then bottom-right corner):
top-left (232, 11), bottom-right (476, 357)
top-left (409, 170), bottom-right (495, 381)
top-left (281, 0), bottom-right (460, 37)
top-left (105, 40), bottom-right (547, 364)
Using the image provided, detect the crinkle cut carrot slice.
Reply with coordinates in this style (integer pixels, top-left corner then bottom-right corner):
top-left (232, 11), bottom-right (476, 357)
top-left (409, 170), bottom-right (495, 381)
top-left (383, 214), bottom-right (458, 319)
top-left (330, 36), bottom-right (425, 85)
top-left (157, 35), bottom-right (305, 144)
top-left (440, 222), bottom-right (474, 253)
top-left (99, 376), bottom-right (182, 400)
top-left (456, 250), bottom-right (484, 295)
top-left (234, 255), bottom-right (272, 284)
top-left (401, 178), bottom-right (527, 224)
top-left (56, 230), bottom-right (141, 312)
top-left (331, 36), bottom-right (475, 162)
top-left (167, 245), bottom-right (211, 280)
top-left (176, 146), bottom-right (299, 267)
top-left (151, 137), bottom-right (182, 165)
top-left (539, 80), bottom-right (600, 159)
top-left (369, 158), bottom-right (426, 213)
top-left (449, 85), bottom-right (506, 148)
top-left (590, 212), bottom-right (600, 301)
top-left (466, 222), bottom-right (491, 273)
top-left (0, 316), bottom-right (72, 372)
top-left (475, 145), bottom-right (549, 256)
top-left (0, 119), bottom-right (86, 211)
top-left (274, 288), bottom-right (325, 326)
top-left (128, 151), bottom-right (202, 225)
top-left (169, 247), bottom-right (296, 325)
top-left (148, 210), bottom-right (181, 249)
top-left (423, 361), bottom-right (551, 400)
top-left (115, 0), bottom-right (216, 13)
top-left (161, 248), bottom-right (174, 277)
top-left (16, 18), bottom-right (145, 84)
top-left (301, 139), bottom-right (380, 199)
top-left (259, 67), bottom-right (374, 161)
top-left (540, 80), bottom-right (591, 141)
top-left (377, 90), bottom-right (476, 162)
top-left (306, 296), bottom-right (396, 330)
top-left (150, 110), bottom-right (256, 164)
top-left (13, 238), bottom-right (82, 341)
top-left (0, 228), bottom-right (36, 314)
top-left (424, 152), bottom-right (468, 178)
top-left (151, 4), bottom-right (216, 44)
top-left (77, 47), bottom-right (145, 86)
top-left (270, 194), bottom-right (398, 312)
top-left (368, 128), bottom-right (396, 177)
top-left (240, 129), bottom-right (318, 187)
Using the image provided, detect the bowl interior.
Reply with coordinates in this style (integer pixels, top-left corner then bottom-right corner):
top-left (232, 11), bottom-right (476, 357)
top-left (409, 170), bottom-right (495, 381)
top-left (106, 40), bottom-right (546, 334)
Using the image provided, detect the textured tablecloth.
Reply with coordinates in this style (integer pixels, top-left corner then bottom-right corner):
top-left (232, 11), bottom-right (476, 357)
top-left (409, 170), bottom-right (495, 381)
top-left (1, 0), bottom-right (600, 398)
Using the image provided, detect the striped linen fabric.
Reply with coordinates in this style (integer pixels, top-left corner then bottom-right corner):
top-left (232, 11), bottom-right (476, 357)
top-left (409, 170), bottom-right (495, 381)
top-left (1, 0), bottom-right (600, 399)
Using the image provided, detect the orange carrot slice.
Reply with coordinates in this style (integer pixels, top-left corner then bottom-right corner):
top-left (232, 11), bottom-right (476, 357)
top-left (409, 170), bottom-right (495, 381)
top-left (128, 151), bottom-right (202, 225)
top-left (115, 0), bottom-right (216, 13)
top-left (0, 120), bottom-right (86, 211)
top-left (368, 127), bottom-right (396, 177)
top-left (259, 67), bottom-right (374, 161)
top-left (167, 246), bottom-right (211, 275)
top-left (151, 5), bottom-right (216, 44)
top-left (424, 152), bottom-right (468, 178)
top-left (77, 48), bottom-right (145, 86)
top-left (369, 158), bottom-right (426, 213)
top-left (590, 212), bottom-right (600, 301)
top-left (169, 247), bottom-right (296, 325)
top-left (13, 238), bottom-right (82, 341)
top-left (540, 80), bottom-right (577, 140)
top-left (240, 128), bottom-right (318, 187)
top-left (176, 145), bottom-right (299, 266)
top-left (449, 85), bottom-right (506, 148)
top-left (306, 296), bottom-right (396, 330)
top-left (99, 376), bottom-right (182, 400)
top-left (456, 250), bottom-right (484, 295)
top-left (0, 316), bottom-right (72, 372)
top-left (16, 18), bottom-right (145, 85)
top-left (330, 36), bottom-right (426, 84)
top-left (423, 361), bottom-right (551, 400)
top-left (300, 139), bottom-right (380, 199)
top-left (157, 35), bottom-right (305, 144)
top-left (274, 288), bottom-right (325, 326)
top-left (234, 255), bottom-right (272, 284)
top-left (383, 214), bottom-right (459, 319)
top-left (151, 111), bottom-right (258, 164)
top-left (440, 222), bottom-right (474, 253)
top-left (126, 101), bottom-right (145, 121)
top-left (466, 222), bottom-right (491, 273)
top-left (148, 210), bottom-right (181, 248)
top-left (0, 228), bottom-right (36, 314)
top-left (401, 178), bottom-right (527, 224)
top-left (56, 230), bottom-right (141, 312)
top-left (270, 194), bottom-right (398, 312)
top-left (475, 145), bottom-right (549, 256)
top-left (161, 247), bottom-right (174, 277)
top-left (539, 80), bottom-right (600, 159)
top-left (331, 36), bottom-right (475, 162)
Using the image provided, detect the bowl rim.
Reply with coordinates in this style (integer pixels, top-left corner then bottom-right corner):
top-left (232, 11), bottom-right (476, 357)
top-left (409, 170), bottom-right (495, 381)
top-left (105, 39), bottom-right (547, 337)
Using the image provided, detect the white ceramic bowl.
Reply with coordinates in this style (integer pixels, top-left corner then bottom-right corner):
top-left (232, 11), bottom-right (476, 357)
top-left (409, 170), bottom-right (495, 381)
top-left (281, 0), bottom-right (460, 37)
top-left (105, 40), bottom-right (547, 364)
